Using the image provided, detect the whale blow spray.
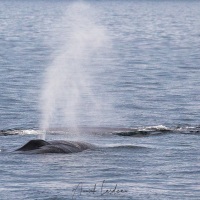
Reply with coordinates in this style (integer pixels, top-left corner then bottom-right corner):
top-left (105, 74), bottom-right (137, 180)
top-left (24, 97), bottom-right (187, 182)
top-left (40, 1), bottom-right (110, 138)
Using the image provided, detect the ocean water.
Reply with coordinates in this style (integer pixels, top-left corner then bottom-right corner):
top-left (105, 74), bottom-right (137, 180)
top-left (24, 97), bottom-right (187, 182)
top-left (1, 0), bottom-right (200, 199)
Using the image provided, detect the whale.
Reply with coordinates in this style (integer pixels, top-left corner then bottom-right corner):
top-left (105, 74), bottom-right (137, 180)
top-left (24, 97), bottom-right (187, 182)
top-left (15, 139), bottom-right (95, 154)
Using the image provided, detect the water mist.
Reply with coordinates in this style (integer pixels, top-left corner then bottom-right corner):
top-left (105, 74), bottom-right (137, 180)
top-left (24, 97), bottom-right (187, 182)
top-left (40, 1), bottom-right (110, 139)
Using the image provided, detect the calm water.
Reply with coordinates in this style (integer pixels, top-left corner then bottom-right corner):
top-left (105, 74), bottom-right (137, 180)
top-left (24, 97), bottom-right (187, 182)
top-left (1, 0), bottom-right (200, 199)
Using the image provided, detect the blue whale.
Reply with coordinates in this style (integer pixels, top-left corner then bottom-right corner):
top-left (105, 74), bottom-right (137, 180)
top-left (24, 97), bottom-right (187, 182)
top-left (16, 139), bottom-right (95, 154)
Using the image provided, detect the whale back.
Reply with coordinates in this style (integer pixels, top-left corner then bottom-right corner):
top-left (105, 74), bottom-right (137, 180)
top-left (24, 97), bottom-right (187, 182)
top-left (16, 139), bottom-right (95, 154)
top-left (16, 139), bottom-right (50, 151)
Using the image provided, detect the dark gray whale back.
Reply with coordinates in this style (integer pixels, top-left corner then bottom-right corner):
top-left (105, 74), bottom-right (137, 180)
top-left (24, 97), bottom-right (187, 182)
top-left (16, 140), bottom-right (49, 151)
top-left (16, 139), bottom-right (95, 154)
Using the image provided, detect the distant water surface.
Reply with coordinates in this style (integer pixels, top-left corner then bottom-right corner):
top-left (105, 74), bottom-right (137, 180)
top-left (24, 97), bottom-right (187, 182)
top-left (0, 0), bottom-right (200, 199)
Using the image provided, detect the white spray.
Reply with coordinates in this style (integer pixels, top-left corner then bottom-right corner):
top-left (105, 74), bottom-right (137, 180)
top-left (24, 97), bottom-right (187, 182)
top-left (40, 1), bottom-right (110, 138)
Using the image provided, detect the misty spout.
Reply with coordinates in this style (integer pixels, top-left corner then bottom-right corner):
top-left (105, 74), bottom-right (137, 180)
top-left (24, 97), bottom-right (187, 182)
top-left (40, 1), bottom-right (110, 133)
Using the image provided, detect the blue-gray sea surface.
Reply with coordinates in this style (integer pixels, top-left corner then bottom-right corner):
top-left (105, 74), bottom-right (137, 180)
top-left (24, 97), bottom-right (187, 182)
top-left (0, 0), bottom-right (200, 199)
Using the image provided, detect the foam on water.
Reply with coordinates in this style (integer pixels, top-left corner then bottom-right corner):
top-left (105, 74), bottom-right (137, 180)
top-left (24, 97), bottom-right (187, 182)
top-left (1, 125), bottom-right (200, 137)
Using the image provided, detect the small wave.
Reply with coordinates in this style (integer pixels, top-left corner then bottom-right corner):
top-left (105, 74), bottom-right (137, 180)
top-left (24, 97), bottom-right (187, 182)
top-left (112, 125), bottom-right (171, 137)
top-left (107, 145), bottom-right (148, 150)
top-left (113, 125), bottom-right (200, 137)
top-left (0, 129), bottom-right (40, 136)
top-left (1, 125), bottom-right (200, 137)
